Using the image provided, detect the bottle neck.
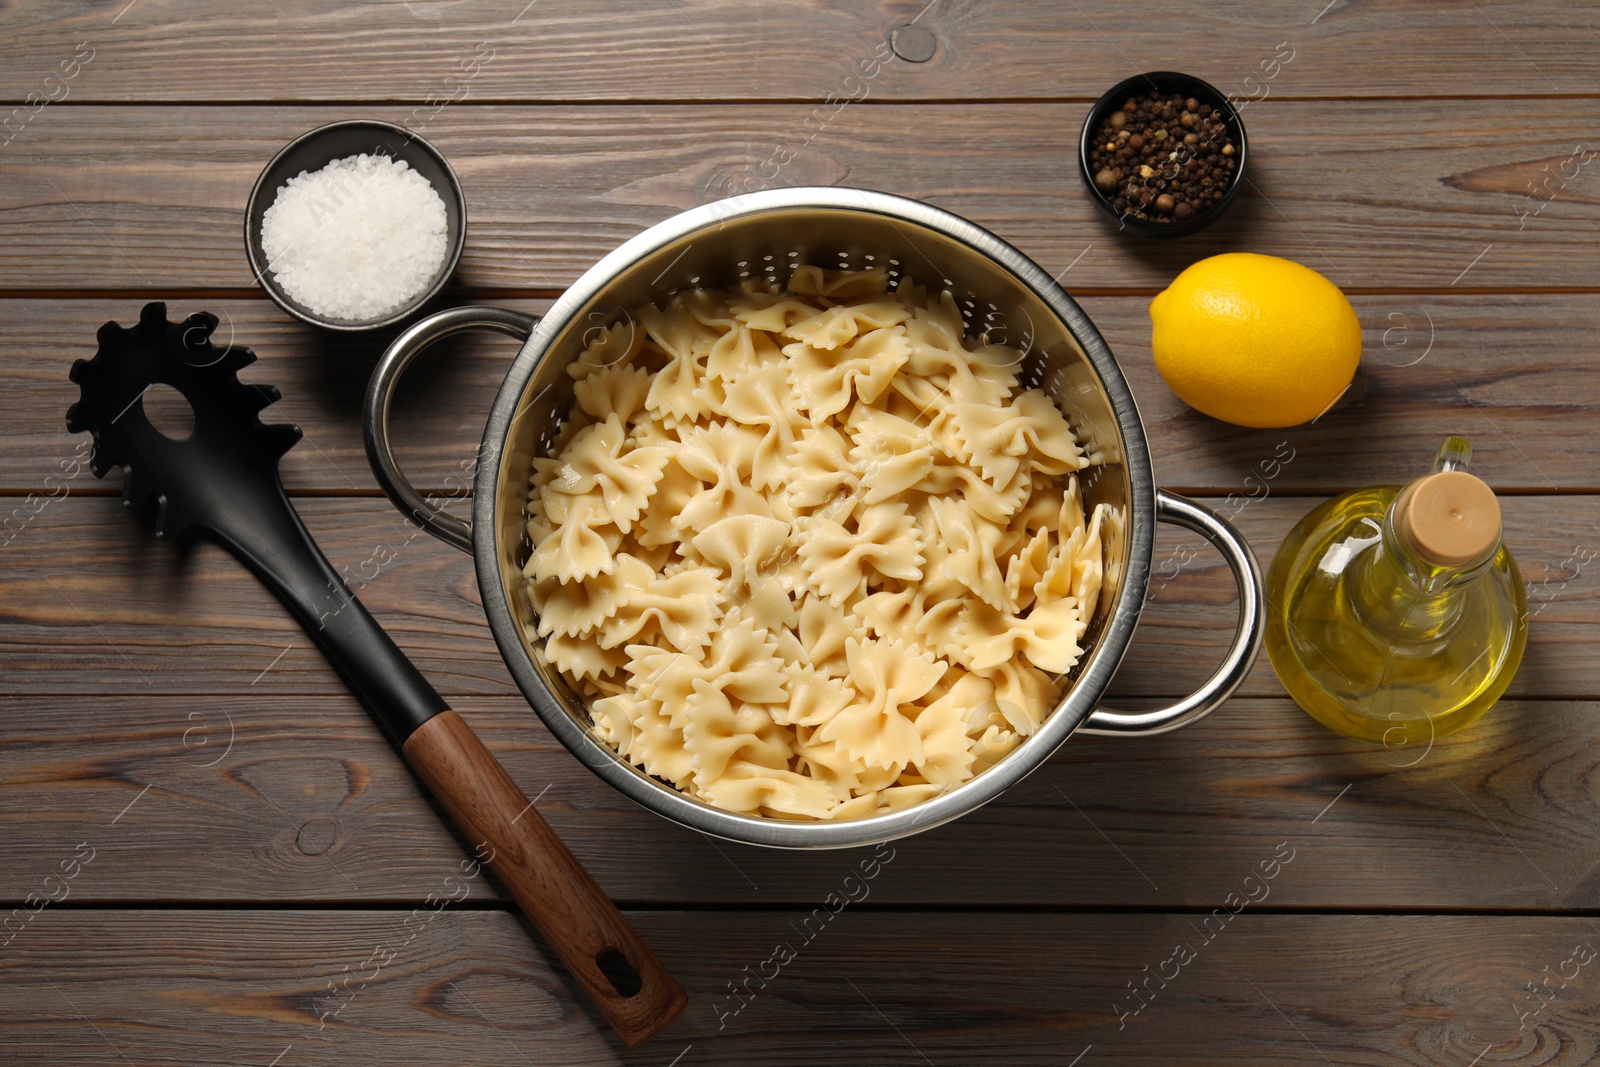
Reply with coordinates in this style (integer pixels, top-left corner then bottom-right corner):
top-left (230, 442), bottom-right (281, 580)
top-left (1347, 495), bottom-right (1495, 642)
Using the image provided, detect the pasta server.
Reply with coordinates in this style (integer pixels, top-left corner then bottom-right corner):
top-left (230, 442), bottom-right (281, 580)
top-left (66, 302), bottom-right (686, 1047)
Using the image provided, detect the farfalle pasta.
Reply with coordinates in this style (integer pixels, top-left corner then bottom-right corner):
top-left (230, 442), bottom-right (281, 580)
top-left (522, 266), bottom-right (1109, 820)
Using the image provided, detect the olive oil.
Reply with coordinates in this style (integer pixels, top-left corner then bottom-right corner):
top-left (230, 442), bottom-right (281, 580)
top-left (1264, 439), bottom-right (1527, 746)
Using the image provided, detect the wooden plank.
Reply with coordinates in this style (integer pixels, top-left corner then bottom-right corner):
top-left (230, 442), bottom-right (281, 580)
top-left (1, 0), bottom-right (1596, 103)
top-left (2, 909), bottom-right (1596, 1065)
top-left (1, 693), bottom-right (1596, 910)
top-left (0, 496), bottom-right (1592, 699)
top-left (2, 102), bottom-right (1597, 292)
top-left (8, 293), bottom-right (1600, 495)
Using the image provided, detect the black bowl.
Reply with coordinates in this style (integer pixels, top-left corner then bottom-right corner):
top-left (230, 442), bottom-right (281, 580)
top-left (1078, 71), bottom-right (1248, 239)
top-left (245, 120), bottom-right (466, 331)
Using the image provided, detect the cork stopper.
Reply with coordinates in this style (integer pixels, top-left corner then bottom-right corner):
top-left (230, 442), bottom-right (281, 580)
top-left (1394, 470), bottom-right (1501, 568)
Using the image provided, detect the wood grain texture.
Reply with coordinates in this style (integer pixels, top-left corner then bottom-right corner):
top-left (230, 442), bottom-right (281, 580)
top-left (11, 293), bottom-right (1600, 495)
top-left (0, 496), bottom-right (1591, 699)
top-left (3, 2), bottom-right (1598, 1056)
top-left (1, 0), bottom-right (1596, 103)
top-left (1, 692), bottom-right (1596, 910)
top-left (401, 709), bottom-right (687, 1045)
top-left (3, 102), bottom-right (1597, 292)
top-left (4, 909), bottom-right (1599, 1065)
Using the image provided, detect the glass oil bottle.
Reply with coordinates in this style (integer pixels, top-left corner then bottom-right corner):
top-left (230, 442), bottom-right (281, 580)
top-left (1264, 438), bottom-right (1527, 746)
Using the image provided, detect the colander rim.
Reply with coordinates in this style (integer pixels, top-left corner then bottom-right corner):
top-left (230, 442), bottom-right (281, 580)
top-left (473, 186), bottom-right (1157, 849)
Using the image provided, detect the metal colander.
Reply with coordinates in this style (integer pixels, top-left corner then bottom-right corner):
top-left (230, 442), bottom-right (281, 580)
top-left (366, 186), bottom-right (1262, 849)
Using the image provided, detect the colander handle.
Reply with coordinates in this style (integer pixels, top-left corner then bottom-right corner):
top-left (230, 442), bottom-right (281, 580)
top-left (364, 306), bottom-right (540, 554)
top-left (1079, 489), bottom-right (1265, 737)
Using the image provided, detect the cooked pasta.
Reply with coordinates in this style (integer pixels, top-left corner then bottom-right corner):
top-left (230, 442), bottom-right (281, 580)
top-left (522, 266), bottom-right (1109, 820)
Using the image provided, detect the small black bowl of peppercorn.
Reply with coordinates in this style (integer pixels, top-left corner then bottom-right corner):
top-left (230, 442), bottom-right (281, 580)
top-left (1079, 71), bottom-right (1247, 238)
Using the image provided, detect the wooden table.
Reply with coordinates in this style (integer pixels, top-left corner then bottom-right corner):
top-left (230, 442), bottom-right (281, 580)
top-left (4, 2), bottom-right (1598, 1063)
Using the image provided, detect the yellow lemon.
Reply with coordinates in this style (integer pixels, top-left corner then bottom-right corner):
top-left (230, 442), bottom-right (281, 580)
top-left (1148, 252), bottom-right (1361, 428)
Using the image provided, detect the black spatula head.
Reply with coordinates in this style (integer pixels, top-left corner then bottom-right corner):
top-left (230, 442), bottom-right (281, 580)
top-left (66, 302), bottom-right (301, 540)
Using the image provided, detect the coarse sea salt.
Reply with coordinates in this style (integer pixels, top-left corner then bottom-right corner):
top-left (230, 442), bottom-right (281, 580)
top-left (260, 152), bottom-right (448, 323)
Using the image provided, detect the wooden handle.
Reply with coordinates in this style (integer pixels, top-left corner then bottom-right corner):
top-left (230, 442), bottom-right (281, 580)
top-left (402, 710), bottom-right (686, 1046)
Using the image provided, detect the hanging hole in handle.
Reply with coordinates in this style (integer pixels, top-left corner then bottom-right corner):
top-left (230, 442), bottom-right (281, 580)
top-left (596, 947), bottom-right (643, 998)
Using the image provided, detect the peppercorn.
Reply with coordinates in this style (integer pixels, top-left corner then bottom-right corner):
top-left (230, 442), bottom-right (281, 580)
top-left (1085, 87), bottom-right (1239, 225)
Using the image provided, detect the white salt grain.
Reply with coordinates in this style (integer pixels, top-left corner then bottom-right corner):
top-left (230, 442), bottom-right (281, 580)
top-left (260, 152), bottom-right (449, 322)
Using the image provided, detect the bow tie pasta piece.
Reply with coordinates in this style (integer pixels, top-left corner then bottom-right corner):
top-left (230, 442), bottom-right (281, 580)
top-left (690, 514), bottom-right (790, 587)
top-left (699, 761), bottom-right (838, 820)
top-left (912, 670), bottom-right (994, 785)
top-left (697, 606), bottom-right (789, 706)
top-left (847, 407), bottom-right (939, 505)
top-left (852, 580), bottom-right (964, 665)
top-left (787, 264), bottom-right (892, 300)
top-left (720, 360), bottom-right (806, 489)
top-left (784, 327), bottom-right (910, 421)
top-left (691, 514), bottom-right (797, 632)
top-left (681, 680), bottom-right (792, 788)
top-left (531, 552), bottom-right (653, 639)
top-left (832, 783), bottom-right (947, 822)
top-left (526, 495), bottom-right (624, 584)
top-left (595, 561), bottom-right (725, 653)
top-left (785, 424), bottom-right (860, 513)
top-left (545, 630), bottom-right (630, 683)
top-left (522, 269), bottom-right (1109, 819)
top-left (852, 587), bottom-right (922, 647)
top-left (574, 363), bottom-right (654, 426)
top-left (976, 660), bottom-right (1058, 736)
top-left (951, 390), bottom-right (1088, 489)
top-left (705, 317), bottom-right (784, 382)
top-left (815, 635), bottom-right (945, 769)
top-left (797, 593), bottom-right (864, 679)
top-left (728, 286), bottom-right (825, 334)
top-left (625, 643), bottom-right (708, 718)
top-left (545, 414), bottom-right (668, 533)
top-left (926, 496), bottom-right (1009, 611)
top-left (970, 722), bottom-right (1023, 776)
top-left (592, 690), bottom-right (693, 784)
top-left (1035, 502), bottom-right (1109, 609)
top-left (641, 313), bottom-right (718, 423)
top-left (672, 471), bottom-right (774, 538)
top-left (1004, 528), bottom-right (1053, 613)
top-left (634, 457), bottom-right (705, 548)
top-left (566, 318), bottom-right (645, 381)
top-left (773, 661), bottom-right (857, 727)
top-left (639, 297), bottom-right (722, 363)
top-left (954, 594), bottom-right (1088, 675)
top-left (677, 420), bottom-right (765, 484)
top-left (677, 287), bottom-right (742, 332)
top-left (797, 502), bottom-right (925, 607)
top-left (795, 727), bottom-right (904, 802)
top-left (901, 293), bottom-right (1021, 402)
top-left (780, 297), bottom-right (912, 351)
top-left (914, 452), bottom-right (1032, 525)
